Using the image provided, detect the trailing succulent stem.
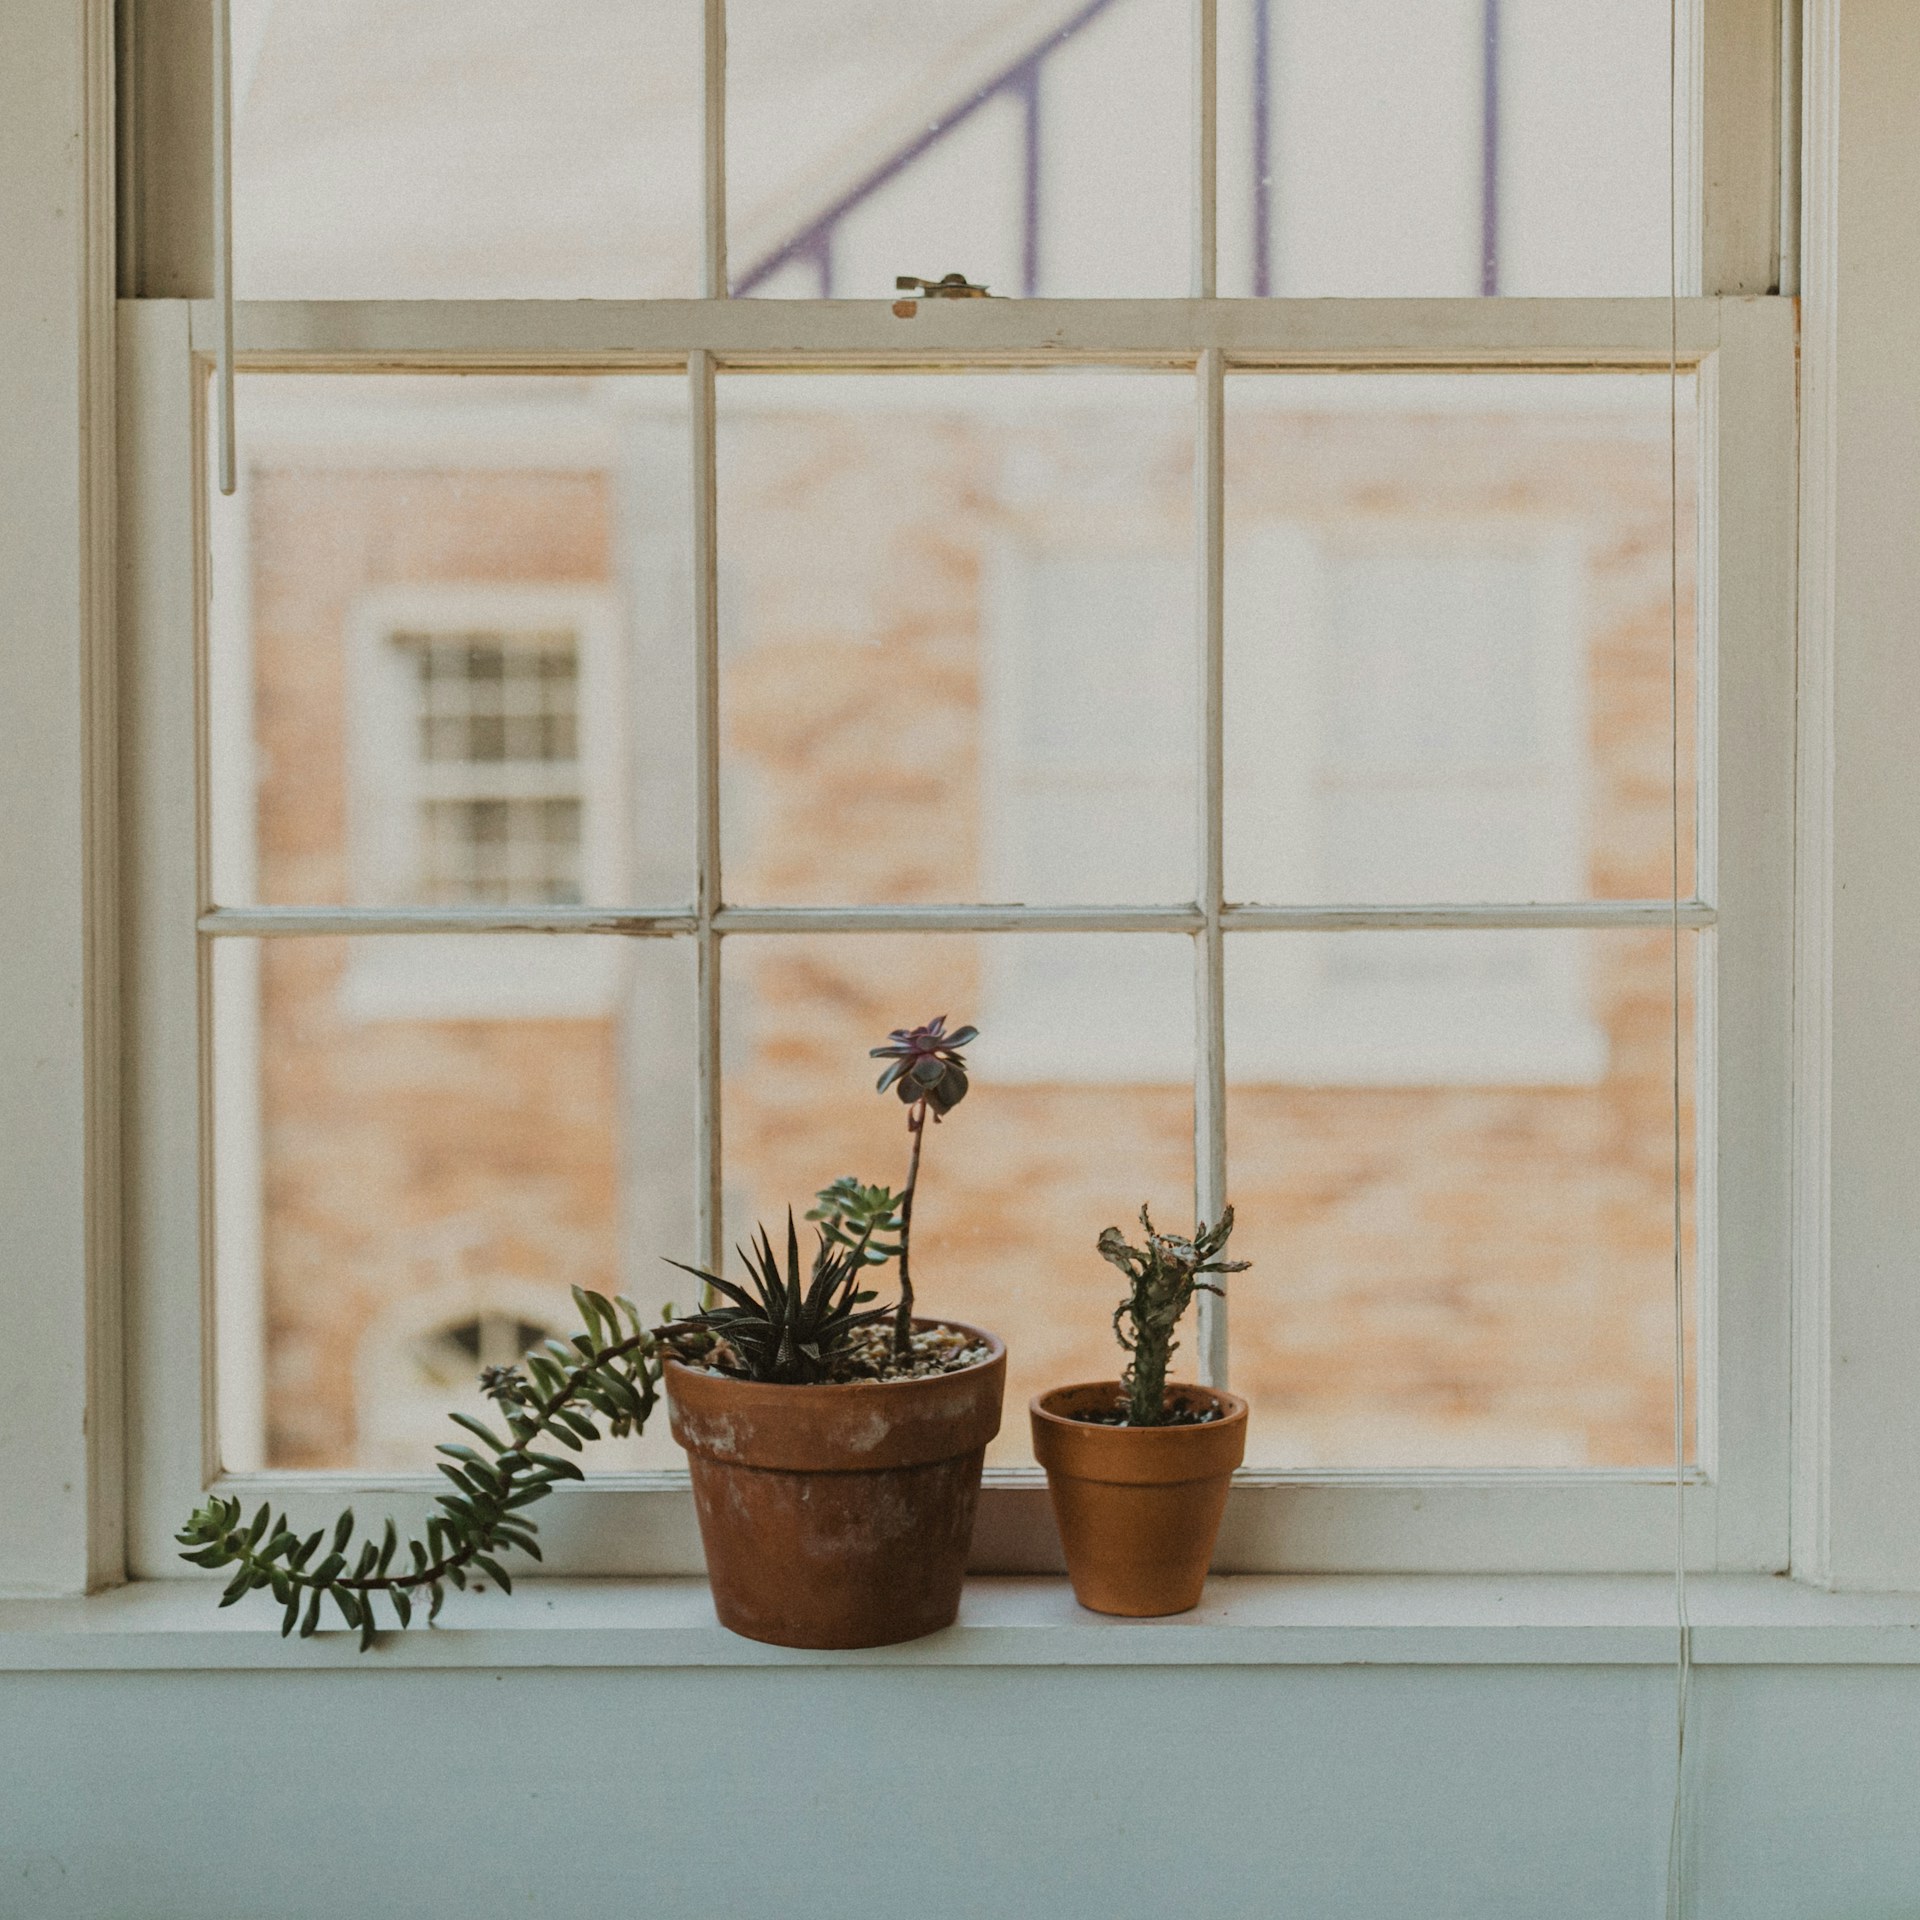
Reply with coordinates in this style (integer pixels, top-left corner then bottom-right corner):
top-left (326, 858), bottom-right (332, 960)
top-left (1098, 1207), bottom-right (1251, 1426)
top-left (176, 1288), bottom-right (660, 1650)
top-left (663, 1210), bottom-right (888, 1385)
top-left (869, 1015), bottom-right (976, 1357)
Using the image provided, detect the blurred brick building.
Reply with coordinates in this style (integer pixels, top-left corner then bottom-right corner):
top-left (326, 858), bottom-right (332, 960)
top-left (228, 375), bottom-right (1695, 1473)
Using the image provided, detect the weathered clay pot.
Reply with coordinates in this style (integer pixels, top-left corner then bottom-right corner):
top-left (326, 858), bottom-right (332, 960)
top-left (665, 1323), bottom-right (1006, 1649)
top-left (1031, 1381), bottom-right (1248, 1617)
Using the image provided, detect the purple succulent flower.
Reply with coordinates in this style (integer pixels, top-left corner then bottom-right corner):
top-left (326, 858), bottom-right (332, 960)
top-left (870, 1014), bottom-right (976, 1117)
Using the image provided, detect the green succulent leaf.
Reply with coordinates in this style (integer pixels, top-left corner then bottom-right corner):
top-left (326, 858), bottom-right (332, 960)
top-left (447, 1411), bottom-right (510, 1454)
top-left (659, 1207), bottom-right (891, 1386)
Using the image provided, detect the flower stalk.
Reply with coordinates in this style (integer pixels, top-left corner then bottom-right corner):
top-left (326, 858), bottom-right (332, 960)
top-left (868, 1015), bottom-right (976, 1358)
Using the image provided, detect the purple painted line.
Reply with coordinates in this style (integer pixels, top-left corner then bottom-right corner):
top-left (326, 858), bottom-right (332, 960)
top-left (1019, 63), bottom-right (1042, 297)
top-left (1480, 0), bottom-right (1501, 296)
top-left (732, 0), bottom-right (1122, 296)
top-left (1253, 0), bottom-right (1273, 297)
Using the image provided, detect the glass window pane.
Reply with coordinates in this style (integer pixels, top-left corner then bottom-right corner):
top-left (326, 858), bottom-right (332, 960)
top-left (1224, 927), bottom-right (1698, 1468)
top-left (721, 932), bottom-right (1195, 1467)
top-left (718, 370), bottom-right (1197, 907)
top-left (728, 0), bottom-right (1192, 296)
top-left (232, 0), bottom-right (702, 297)
top-left (1224, 371), bottom-right (1698, 906)
top-left (214, 935), bottom-right (696, 1473)
top-left (208, 373), bottom-right (695, 909)
top-left (1218, 0), bottom-right (1682, 296)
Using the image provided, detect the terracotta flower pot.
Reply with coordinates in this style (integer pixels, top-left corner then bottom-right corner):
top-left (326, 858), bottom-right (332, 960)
top-left (665, 1323), bottom-right (1006, 1649)
top-left (1031, 1382), bottom-right (1248, 1616)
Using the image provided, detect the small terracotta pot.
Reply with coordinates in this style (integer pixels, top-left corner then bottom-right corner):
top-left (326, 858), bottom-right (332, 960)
top-left (665, 1323), bottom-right (1005, 1649)
top-left (1031, 1382), bottom-right (1248, 1616)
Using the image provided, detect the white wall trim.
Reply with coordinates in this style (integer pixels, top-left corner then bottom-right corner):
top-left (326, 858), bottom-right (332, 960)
top-left (80, 0), bottom-right (126, 1592)
top-left (6, 1571), bottom-right (1920, 1673)
top-left (1815, 0), bottom-right (1920, 1591)
top-left (0, 0), bottom-right (123, 1598)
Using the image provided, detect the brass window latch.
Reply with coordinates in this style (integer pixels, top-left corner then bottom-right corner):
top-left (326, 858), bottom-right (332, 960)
top-left (892, 272), bottom-right (993, 315)
top-left (896, 273), bottom-right (993, 297)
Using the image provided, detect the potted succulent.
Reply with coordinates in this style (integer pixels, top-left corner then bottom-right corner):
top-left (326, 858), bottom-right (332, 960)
top-left (1030, 1208), bottom-right (1250, 1616)
top-left (176, 1016), bottom-right (1002, 1654)
top-left (659, 1016), bottom-right (1006, 1649)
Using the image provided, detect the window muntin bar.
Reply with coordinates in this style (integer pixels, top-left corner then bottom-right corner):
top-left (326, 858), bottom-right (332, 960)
top-left (691, 348), bottom-right (725, 1274)
top-left (1195, 345), bottom-right (1228, 1382)
top-left (200, 902), bottom-right (1720, 938)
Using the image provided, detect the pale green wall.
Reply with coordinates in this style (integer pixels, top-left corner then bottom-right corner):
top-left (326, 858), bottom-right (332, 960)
top-left (3, 1664), bottom-right (1917, 1919)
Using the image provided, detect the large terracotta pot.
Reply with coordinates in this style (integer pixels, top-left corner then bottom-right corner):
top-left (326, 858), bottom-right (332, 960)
top-left (1031, 1381), bottom-right (1247, 1617)
top-left (665, 1323), bottom-right (1006, 1649)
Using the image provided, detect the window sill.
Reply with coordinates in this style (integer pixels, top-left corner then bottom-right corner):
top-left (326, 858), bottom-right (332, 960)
top-left (4, 1574), bottom-right (1919, 1671)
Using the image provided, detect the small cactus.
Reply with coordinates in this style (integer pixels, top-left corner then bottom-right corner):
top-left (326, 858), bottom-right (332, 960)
top-left (1097, 1207), bottom-right (1250, 1426)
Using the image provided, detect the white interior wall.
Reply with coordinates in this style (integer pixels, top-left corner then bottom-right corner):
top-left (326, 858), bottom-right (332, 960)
top-left (0, 0), bottom-right (118, 1599)
top-left (1818, 0), bottom-right (1920, 1591)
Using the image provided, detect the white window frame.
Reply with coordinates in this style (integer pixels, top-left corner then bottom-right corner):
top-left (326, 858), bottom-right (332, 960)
top-left (99, 0), bottom-right (1804, 1585)
top-left (117, 293), bottom-right (1797, 1580)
